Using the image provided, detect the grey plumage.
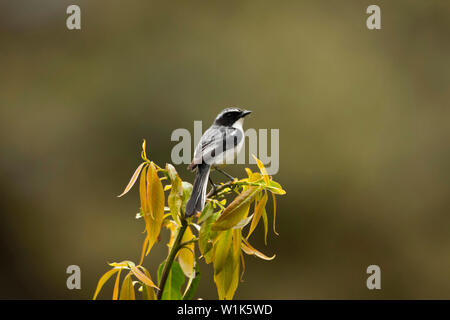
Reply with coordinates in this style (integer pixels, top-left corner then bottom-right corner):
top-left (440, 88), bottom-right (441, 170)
top-left (185, 108), bottom-right (251, 218)
top-left (185, 163), bottom-right (210, 217)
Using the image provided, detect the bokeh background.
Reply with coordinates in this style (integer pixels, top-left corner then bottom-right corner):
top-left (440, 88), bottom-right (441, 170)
top-left (1, 0), bottom-right (449, 299)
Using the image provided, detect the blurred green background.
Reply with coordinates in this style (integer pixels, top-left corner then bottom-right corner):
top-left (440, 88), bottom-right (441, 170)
top-left (1, 0), bottom-right (449, 299)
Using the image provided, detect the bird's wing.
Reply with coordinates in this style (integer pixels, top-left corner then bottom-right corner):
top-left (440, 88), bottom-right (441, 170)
top-left (189, 125), bottom-right (243, 168)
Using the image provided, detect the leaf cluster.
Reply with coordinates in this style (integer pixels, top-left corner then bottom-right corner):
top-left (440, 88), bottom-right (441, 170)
top-left (93, 140), bottom-right (286, 300)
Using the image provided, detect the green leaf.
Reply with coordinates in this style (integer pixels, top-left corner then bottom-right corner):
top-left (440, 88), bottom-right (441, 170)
top-left (198, 205), bottom-right (219, 264)
top-left (198, 201), bottom-right (214, 224)
top-left (181, 181), bottom-right (193, 214)
top-left (168, 173), bottom-right (183, 225)
top-left (267, 180), bottom-right (286, 195)
top-left (157, 261), bottom-right (185, 300)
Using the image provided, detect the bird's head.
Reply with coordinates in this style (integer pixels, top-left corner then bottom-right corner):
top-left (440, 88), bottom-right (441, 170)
top-left (213, 108), bottom-right (252, 127)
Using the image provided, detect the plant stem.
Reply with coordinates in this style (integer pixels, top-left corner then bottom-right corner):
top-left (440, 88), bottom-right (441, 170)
top-left (179, 238), bottom-right (198, 248)
top-left (206, 179), bottom-right (264, 198)
top-left (157, 221), bottom-right (188, 300)
top-left (207, 180), bottom-right (237, 198)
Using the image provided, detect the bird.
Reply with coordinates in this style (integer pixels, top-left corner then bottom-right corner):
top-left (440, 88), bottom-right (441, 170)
top-left (185, 108), bottom-right (252, 217)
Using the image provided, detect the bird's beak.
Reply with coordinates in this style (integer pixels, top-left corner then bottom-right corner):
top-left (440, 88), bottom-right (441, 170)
top-left (240, 110), bottom-right (252, 117)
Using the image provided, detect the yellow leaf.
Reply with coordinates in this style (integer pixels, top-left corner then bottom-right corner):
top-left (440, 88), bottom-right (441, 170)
top-left (181, 181), bottom-right (193, 214)
top-left (233, 214), bottom-right (254, 230)
top-left (214, 261), bottom-right (234, 300)
top-left (272, 193), bottom-right (279, 236)
top-left (246, 192), bottom-right (268, 239)
top-left (130, 265), bottom-right (159, 289)
top-left (138, 266), bottom-right (157, 300)
top-left (118, 162), bottom-right (146, 197)
top-left (198, 204), bottom-right (218, 264)
top-left (145, 162), bottom-right (165, 254)
top-left (141, 139), bottom-right (148, 161)
top-left (241, 238), bottom-right (275, 260)
top-left (107, 261), bottom-right (129, 268)
top-left (212, 187), bottom-right (260, 231)
top-left (213, 230), bottom-right (233, 274)
top-left (168, 170), bottom-right (183, 225)
top-left (166, 163), bottom-right (178, 181)
top-left (112, 268), bottom-right (122, 300)
top-left (261, 207), bottom-right (269, 245)
top-left (146, 164), bottom-right (155, 219)
top-left (139, 235), bottom-right (149, 266)
top-left (232, 229), bottom-right (241, 264)
top-left (93, 268), bottom-right (119, 300)
top-left (119, 272), bottom-right (135, 300)
top-left (177, 226), bottom-right (195, 279)
top-left (213, 230), bottom-right (241, 300)
top-left (226, 229), bottom-right (241, 299)
top-left (108, 260), bottom-right (135, 268)
top-left (164, 220), bottom-right (177, 251)
top-left (248, 172), bottom-right (262, 183)
top-left (267, 180), bottom-right (286, 195)
top-left (240, 251), bottom-right (246, 282)
top-left (245, 168), bottom-right (253, 178)
top-left (139, 165), bottom-right (149, 222)
top-left (252, 155), bottom-right (270, 185)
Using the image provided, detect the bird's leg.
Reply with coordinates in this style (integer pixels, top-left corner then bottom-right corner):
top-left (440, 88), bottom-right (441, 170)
top-left (215, 168), bottom-right (236, 181)
top-left (209, 176), bottom-right (217, 194)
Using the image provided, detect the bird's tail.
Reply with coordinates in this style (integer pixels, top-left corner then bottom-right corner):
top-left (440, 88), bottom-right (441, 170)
top-left (185, 164), bottom-right (211, 217)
